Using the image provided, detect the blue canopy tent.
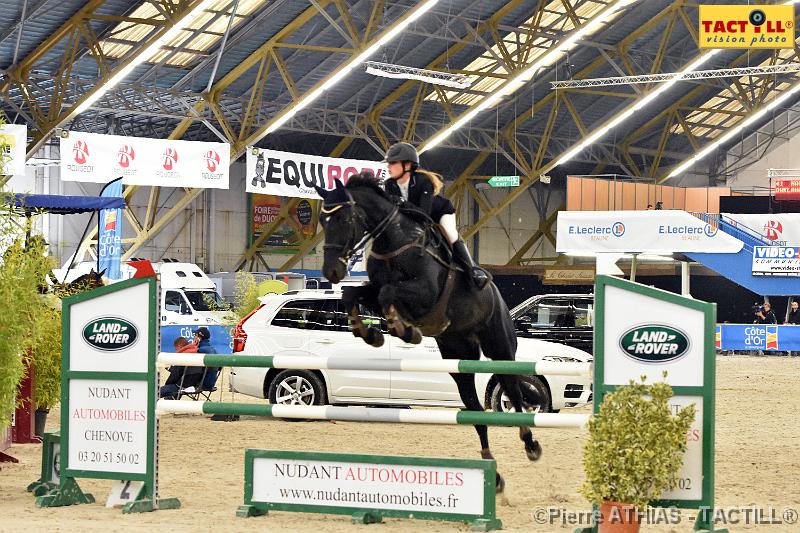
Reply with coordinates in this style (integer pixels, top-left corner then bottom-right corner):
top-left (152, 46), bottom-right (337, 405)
top-left (3, 185), bottom-right (126, 279)
top-left (6, 193), bottom-right (125, 216)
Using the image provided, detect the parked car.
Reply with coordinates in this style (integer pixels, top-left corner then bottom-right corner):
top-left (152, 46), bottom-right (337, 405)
top-left (510, 293), bottom-right (594, 354)
top-left (228, 290), bottom-right (592, 413)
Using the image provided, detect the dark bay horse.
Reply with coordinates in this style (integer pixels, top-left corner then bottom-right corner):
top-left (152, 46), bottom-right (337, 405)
top-left (315, 173), bottom-right (541, 493)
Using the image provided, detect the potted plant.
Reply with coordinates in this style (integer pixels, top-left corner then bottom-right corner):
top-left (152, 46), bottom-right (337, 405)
top-left (580, 375), bottom-right (696, 533)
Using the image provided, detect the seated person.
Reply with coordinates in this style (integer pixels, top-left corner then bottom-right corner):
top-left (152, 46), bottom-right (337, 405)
top-left (159, 337), bottom-right (201, 399)
top-left (193, 327), bottom-right (220, 391)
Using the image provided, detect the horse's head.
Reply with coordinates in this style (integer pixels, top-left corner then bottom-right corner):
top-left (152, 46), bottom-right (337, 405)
top-left (315, 179), bottom-right (368, 284)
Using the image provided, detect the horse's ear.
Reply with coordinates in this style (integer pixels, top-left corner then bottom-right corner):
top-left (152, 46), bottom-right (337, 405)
top-left (314, 185), bottom-right (328, 199)
top-left (98, 269), bottom-right (106, 277)
top-left (334, 179), bottom-right (345, 191)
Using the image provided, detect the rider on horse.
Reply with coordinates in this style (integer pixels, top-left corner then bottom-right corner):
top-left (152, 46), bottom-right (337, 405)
top-left (382, 142), bottom-right (490, 290)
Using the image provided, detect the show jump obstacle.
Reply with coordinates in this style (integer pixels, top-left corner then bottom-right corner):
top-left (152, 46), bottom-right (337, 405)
top-left (32, 275), bottom-right (722, 532)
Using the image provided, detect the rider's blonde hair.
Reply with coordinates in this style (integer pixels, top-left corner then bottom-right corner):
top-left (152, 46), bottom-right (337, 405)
top-left (415, 168), bottom-right (444, 195)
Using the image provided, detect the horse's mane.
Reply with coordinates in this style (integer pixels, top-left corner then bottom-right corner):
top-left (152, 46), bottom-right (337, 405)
top-left (345, 171), bottom-right (390, 200)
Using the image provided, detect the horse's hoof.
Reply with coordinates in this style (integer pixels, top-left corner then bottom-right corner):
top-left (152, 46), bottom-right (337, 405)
top-left (526, 440), bottom-right (542, 461)
top-left (495, 473), bottom-right (506, 494)
top-left (367, 329), bottom-right (384, 348)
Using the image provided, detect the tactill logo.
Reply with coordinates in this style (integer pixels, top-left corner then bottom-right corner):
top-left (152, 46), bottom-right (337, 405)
top-left (72, 140), bottom-right (89, 164)
top-left (203, 149), bottom-right (221, 172)
top-left (82, 317), bottom-right (138, 352)
top-left (162, 148), bottom-right (179, 170)
top-left (619, 324), bottom-right (690, 363)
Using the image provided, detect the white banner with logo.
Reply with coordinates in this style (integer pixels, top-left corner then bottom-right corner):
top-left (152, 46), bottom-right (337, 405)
top-left (752, 246), bottom-right (800, 276)
top-left (60, 131), bottom-right (230, 189)
top-left (246, 147), bottom-right (387, 198)
top-left (723, 213), bottom-right (800, 246)
top-left (0, 124), bottom-right (27, 176)
top-left (557, 210), bottom-right (744, 254)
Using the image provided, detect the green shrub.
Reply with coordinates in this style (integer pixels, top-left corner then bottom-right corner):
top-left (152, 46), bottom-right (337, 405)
top-left (580, 375), bottom-right (696, 509)
top-left (233, 271), bottom-right (260, 321)
top-left (30, 304), bottom-right (62, 410)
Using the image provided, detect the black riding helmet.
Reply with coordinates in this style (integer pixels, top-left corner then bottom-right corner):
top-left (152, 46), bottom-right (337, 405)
top-left (382, 142), bottom-right (419, 165)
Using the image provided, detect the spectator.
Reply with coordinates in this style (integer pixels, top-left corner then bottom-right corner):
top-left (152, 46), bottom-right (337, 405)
top-left (646, 204), bottom-right (653, 210)
top-left (787, 300), bottom-right (800, 325)
top-left (159, 337), bottom-right (200, 399)
top-left (655, 201), bottom-right (663, 210)
top-left (193, 327), bottom-right (220, 390)
top-left (754, 302), bottom-right (777, 324)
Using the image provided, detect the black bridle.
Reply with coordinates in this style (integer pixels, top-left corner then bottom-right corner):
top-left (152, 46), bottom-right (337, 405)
top-left (321, 189), bottom-right (399, 267)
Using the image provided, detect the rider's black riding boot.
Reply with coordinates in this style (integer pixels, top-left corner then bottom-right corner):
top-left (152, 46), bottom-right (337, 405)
top-left (452, 239), bottom-right (490, 290)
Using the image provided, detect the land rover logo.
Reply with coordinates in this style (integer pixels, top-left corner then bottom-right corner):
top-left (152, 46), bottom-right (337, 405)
top-left (82, 318), bottom-right (138, 351)
top-left (619, 324), bottom-right (690, 363)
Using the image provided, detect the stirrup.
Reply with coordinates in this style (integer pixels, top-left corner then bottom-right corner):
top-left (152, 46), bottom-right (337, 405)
top-left (470, 267), bottom-right (490, 289)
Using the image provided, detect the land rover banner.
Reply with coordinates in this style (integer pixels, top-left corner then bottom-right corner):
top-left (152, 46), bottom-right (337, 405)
top-left (246, 147), bottom-right (387, 198)
top-left (60, 131), bottom-right (230, 189)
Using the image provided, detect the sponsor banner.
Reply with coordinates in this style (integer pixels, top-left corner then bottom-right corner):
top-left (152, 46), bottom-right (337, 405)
top-left (556, 210), bottom-right (744, 254)
top-left (159, 325), bottom-right (233, 355)
top-left (597, 276), bottom-right (715, 505)
top-left (698, 4), bottom-right (794, 49)
top-left (717, 323), bottom-right (800, 351)
top-left (724, 213), bottom-right (800, 246)
top-left (60, 131), bottom-right (230, 189)
top-left (246, 147), bottom-right (387, 198)
top-left (774, 179), bottom-right (800, 200)
top-left (63, 277), bottom-right (156, 484)
top-left (0, 123), bottom-right (26, 176)
top-left (98, 180), bottom-right (123, 281)
top-left (67, 379), bottom-right (149, 475)
top-left (752, 246), bottom-right (800, 276)
top-left (250, 194), bottom-right (316, 252)
top-left (249, 451), bottom-right (487, 519)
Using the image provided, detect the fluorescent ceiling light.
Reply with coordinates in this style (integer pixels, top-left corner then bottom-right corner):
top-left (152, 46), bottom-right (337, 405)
top-left (419, 0), bottom-right (638, 154)
top-left (71, 0), bottom-right (220, 118)
top-left (364, 61), bottom-right (470, 89)
top-left (260, 0), bottom-right (440, 139)
top-left (667, 81), bottom-right (800, 179)
top-left (554, 51), bottom-right (719, 166)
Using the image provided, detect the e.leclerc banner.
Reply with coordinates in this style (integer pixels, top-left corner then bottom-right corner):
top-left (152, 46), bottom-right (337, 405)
top-left (557, 210), bottom-right (744, 254)
top-left (60, 131), bottom-right (230, 189)
top-left (246, 147), bottom-right (387, 198)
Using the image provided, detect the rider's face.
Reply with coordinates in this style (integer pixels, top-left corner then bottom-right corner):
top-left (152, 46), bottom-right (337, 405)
top-left (387, 160), bottom-right (409, 179)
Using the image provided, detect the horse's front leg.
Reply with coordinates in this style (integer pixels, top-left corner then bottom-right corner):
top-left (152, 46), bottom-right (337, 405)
top-left (342, 284), bottom-right (384, 347)
top-left (377, 279), bottom-right (435, 345)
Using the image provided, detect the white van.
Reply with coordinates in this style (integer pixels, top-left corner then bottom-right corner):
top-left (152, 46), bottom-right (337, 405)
top-left (52, 260), bottom-right (231, 326)
top-left (158, 262), bottom-right (230, 326)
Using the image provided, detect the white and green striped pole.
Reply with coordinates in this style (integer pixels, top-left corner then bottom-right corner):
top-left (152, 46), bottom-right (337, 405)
top-left (157, 353), bottom-right (591, 377)
top-left (157, 401), bottom-right (590, 428)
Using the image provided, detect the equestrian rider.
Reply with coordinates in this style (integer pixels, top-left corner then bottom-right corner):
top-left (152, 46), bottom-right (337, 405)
top-left (382, 142), bottom-right (490, 290)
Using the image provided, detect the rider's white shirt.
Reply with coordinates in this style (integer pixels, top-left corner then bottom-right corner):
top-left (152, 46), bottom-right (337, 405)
top-left (398, 180), bottom-right (409, 200)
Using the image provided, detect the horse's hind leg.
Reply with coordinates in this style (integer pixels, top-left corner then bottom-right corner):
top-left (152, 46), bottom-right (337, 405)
top-left (497, 375), bottom-right (542, 461)
top-left (450, 372), bottom-right (505, 493)
top-left (437, 334), bottom-right (505, 493)
top-left (477, 288), bottom-right (540, 461)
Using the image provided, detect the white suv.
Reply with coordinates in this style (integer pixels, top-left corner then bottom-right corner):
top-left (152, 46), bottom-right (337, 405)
top-left (229, 290), bottom-right (592, 412)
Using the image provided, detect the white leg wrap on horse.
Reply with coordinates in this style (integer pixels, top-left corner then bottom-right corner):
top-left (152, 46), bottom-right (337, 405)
top-left (439, 213), bottom-right (459, 244)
